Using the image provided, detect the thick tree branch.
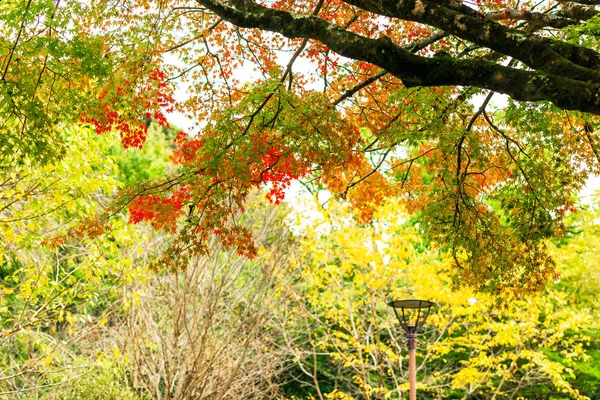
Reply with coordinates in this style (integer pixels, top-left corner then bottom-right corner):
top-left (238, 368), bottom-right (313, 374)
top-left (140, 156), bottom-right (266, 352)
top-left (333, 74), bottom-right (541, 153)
top-left (195, 0), bottom-right (600, 114)
top-left (341, 0), bottom-right (600, 81)
top-left (486, 8), bottom-right (579, 29)
top-left (558, 0), bottom-right (600, 6)
top-left (558, 2), bottom-right (600, 21)
top-left (333, 30), bottom-right (446, 105)
top-left (485, 2), bottom-right (598, 28)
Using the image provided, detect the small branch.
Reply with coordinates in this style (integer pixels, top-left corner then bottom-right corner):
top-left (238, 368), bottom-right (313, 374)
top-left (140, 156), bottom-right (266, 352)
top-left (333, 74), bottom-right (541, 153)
top-left (483, 111), bottom-right (546, 212)
top-left (453, 91), bottom-right (494, 227)
top-left (1, 0), bottom-right (33, 81)
top-left (164, 18), bottom-right (222, 53)
top-left (583, 121), bottom-right (600, 165)
top-left (341, 146), bottom-right (394, 198)
top-left (557, 0), bottom-right (600, 5)
top-left (334, 70), bottom-right (387, 106)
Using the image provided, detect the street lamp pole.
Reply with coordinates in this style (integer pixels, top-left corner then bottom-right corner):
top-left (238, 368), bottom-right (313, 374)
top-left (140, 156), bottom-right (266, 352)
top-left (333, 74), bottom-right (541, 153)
top-left (407, 330), bottom-right (417, 400)
top-left (388, 299), bottom-right (434, 400)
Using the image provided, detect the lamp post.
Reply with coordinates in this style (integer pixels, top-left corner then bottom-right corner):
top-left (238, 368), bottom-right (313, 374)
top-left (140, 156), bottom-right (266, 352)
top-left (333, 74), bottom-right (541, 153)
top-left (388, 299), bottom-right (435, 400)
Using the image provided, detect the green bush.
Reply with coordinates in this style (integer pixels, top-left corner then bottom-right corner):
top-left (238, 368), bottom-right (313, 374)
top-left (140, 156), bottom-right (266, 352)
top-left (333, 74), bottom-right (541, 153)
top-left (21, 363), bottom-right (142, 400)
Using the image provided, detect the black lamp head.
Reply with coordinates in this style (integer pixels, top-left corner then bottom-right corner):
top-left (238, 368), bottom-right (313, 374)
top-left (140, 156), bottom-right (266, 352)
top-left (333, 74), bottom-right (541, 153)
top-left (388, 299), bottom-right (435, 334)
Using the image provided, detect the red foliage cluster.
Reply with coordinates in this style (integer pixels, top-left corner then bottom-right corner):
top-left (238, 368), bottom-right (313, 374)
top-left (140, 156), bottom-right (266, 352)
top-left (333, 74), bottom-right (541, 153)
top-left (171, 131), bottom-right (204, 165)
top-left (171, 128), bottom-right (310, 205)
top-left (80, 68), bottom-right (175, 149)
top-left (246, 129), bottom-right (312, 204)
top-left (81, 100), bottom-right (150, 149)
top-left (128, 188), bottom-right (190, 232)
top-left (406, 26), bottom-right (431, 42)
top-left (143, 68), bottom-right (175, 127)
top-left (252, 146), bottom-right (307, 204)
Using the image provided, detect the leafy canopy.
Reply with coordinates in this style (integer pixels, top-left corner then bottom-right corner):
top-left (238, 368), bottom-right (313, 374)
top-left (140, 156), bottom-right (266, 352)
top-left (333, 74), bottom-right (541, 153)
top-left (4, 0), bottom-right (600, 295)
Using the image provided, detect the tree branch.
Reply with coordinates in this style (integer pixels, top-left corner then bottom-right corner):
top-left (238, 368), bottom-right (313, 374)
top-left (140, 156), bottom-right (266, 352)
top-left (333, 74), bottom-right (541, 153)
top-left (195, 0), bottom-right (600, 114)
top-left (558, 0), bottom-right (600, 6)
top-left (486, 8), bottom-right (579, 29)
top-left (341, 0), bottom-right (600, 80)
top-left (558, 2), bottom-right (600, 21)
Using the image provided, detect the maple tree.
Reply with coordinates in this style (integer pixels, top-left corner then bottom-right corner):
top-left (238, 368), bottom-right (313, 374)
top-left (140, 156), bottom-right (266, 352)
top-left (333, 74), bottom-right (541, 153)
top-left (5, 0), bottom-right (600, 295)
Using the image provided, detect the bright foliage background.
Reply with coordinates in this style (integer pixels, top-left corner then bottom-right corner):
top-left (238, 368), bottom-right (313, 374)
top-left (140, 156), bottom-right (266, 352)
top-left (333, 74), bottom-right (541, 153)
top-left (3, 0), bottom-right (600, 397)
top-left (0, 124), bottom-right (599, 398)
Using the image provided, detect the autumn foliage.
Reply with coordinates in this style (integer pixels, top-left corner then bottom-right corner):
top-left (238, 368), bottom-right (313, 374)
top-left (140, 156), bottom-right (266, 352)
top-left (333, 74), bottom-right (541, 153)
top-left (80, 68), bottom-right (174, 149)
top-left (4, 0), bottom-right (600, 296)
